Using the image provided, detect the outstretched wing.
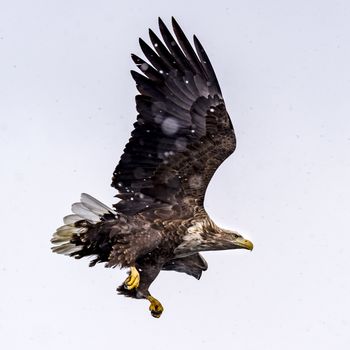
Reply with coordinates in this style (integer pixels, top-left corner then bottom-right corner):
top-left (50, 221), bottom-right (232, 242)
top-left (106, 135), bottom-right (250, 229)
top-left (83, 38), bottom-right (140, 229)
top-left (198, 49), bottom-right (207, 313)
top-left (112, 18), bottom-right (236, 216)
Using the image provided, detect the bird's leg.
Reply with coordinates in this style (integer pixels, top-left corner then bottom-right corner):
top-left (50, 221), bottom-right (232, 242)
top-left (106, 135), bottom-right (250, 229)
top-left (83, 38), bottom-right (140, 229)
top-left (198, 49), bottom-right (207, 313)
top-left (146, 294), bottom-right (164, 318)
top-left (134, 263), bottom-right (164, 318)
top-left (124, 266), bottom-right (140, 290)
top-left (117, 261), bottom-right (164, 318)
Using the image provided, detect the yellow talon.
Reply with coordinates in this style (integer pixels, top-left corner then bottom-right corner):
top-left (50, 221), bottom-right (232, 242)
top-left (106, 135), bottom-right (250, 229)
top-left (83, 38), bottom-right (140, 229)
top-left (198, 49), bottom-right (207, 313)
top-left (147, 295), bottom-right (164, 318)
top-left (124, 266), bottom-right (140, 290)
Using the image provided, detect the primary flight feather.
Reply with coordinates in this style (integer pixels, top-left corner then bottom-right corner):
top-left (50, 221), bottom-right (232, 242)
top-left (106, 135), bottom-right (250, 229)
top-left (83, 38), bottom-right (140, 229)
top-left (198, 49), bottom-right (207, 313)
top-left (51, 17), bottom-right (253, 318)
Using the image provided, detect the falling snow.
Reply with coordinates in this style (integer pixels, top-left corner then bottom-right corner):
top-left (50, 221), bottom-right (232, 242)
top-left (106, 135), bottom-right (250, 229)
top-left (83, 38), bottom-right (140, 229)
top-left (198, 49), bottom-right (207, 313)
top-left (154, 114), bottom-right (163, 124)
top-left (140, 63), bottom-right (149, 71)
top-left (161, 117), bottom-right (179, 136)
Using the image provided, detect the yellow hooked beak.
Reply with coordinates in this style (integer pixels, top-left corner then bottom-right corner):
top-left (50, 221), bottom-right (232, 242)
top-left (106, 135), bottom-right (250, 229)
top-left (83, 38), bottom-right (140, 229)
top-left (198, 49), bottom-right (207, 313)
top-left (235, 237), bottom-right (254, 251)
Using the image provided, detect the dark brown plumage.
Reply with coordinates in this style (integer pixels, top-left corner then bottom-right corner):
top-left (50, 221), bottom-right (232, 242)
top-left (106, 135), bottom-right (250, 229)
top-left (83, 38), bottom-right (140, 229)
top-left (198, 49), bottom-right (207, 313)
top-left (51, 17), bottom-right (253, 318)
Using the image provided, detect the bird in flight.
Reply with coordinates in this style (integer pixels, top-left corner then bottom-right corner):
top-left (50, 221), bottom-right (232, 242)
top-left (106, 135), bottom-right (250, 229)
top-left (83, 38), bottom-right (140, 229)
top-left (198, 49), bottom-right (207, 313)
top-left (51, 17), bottom-right (253, 318)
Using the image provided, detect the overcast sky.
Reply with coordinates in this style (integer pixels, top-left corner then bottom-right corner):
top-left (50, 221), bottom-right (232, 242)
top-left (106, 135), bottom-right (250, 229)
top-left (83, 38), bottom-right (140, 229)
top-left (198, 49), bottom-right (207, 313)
top-left (1, 1), bottom-right (350, 349)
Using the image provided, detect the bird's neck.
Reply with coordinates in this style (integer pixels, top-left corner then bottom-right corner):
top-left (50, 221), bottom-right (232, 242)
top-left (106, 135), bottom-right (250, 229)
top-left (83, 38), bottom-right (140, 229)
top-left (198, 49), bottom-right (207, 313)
top-left (174, 217), bottom-right (236, 257)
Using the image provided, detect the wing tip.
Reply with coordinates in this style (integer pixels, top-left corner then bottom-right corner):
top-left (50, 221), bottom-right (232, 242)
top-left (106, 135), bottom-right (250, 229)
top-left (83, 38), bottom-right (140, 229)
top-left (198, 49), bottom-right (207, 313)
top-left (138, 37), bottom-right (147, 46)
top-left (171, 16), bottom-right (180, 31)
top-left (158, 16), bottom-right (167, 31)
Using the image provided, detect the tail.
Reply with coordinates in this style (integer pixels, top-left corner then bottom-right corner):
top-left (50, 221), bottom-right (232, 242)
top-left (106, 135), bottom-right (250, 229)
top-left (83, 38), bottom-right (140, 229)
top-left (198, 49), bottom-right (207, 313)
top-left (51, 193), bottom-right (116, 264)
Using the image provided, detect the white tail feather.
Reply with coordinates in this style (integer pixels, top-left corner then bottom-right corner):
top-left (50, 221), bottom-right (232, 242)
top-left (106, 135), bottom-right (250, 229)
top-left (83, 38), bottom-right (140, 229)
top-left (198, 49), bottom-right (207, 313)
top-left (80, 193), bottom-right (114, 217)
top-left (63, 214), bottom-right (82, 225)
top-left (52, 243), bottom-right (82, 254)
top-left (51, 193), bottom-right (116, 255)
top-left (51, 224), bottom-right (88, 253)
top-left (70, 193), bottom-right (116, 224)
top-left (71, 203), bottom-right (100, 222)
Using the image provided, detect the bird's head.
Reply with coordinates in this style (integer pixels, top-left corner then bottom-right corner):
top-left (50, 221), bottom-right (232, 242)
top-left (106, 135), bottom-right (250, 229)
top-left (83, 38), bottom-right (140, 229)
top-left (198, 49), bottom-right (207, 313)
top-left (229, 231), bottom-right (253, 250)
top-left (216, 228), bottom-right (254, 251)
top-left (180, 219), bottom-right (253, 254)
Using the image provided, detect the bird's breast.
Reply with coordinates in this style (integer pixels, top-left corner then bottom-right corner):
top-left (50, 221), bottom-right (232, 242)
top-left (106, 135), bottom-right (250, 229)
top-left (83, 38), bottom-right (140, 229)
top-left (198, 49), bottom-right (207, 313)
top-left (173, 221), bottom-right (205, 257)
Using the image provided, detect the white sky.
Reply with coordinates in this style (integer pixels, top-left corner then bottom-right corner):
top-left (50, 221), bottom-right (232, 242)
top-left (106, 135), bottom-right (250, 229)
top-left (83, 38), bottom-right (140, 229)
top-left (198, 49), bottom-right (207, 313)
top-left (1, 1), bottom-right (350, 349)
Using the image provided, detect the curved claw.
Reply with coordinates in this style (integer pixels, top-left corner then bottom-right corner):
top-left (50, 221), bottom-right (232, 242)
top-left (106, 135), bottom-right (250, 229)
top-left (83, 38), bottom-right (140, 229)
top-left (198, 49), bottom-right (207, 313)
top-left (124, 266), bottom-right (140, 290)
top-left (147, 295), bottom-right (164, 318)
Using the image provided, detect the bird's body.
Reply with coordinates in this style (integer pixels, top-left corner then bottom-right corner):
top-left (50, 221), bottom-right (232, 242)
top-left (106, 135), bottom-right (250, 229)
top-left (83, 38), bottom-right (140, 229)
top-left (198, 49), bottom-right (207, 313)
top-left (51, 17), bottom-right (253, 318)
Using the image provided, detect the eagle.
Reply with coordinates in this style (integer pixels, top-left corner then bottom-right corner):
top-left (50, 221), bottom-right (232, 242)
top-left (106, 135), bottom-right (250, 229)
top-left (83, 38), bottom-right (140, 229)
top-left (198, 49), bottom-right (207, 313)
top-left (51, 17), bottom-right (253, 318)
